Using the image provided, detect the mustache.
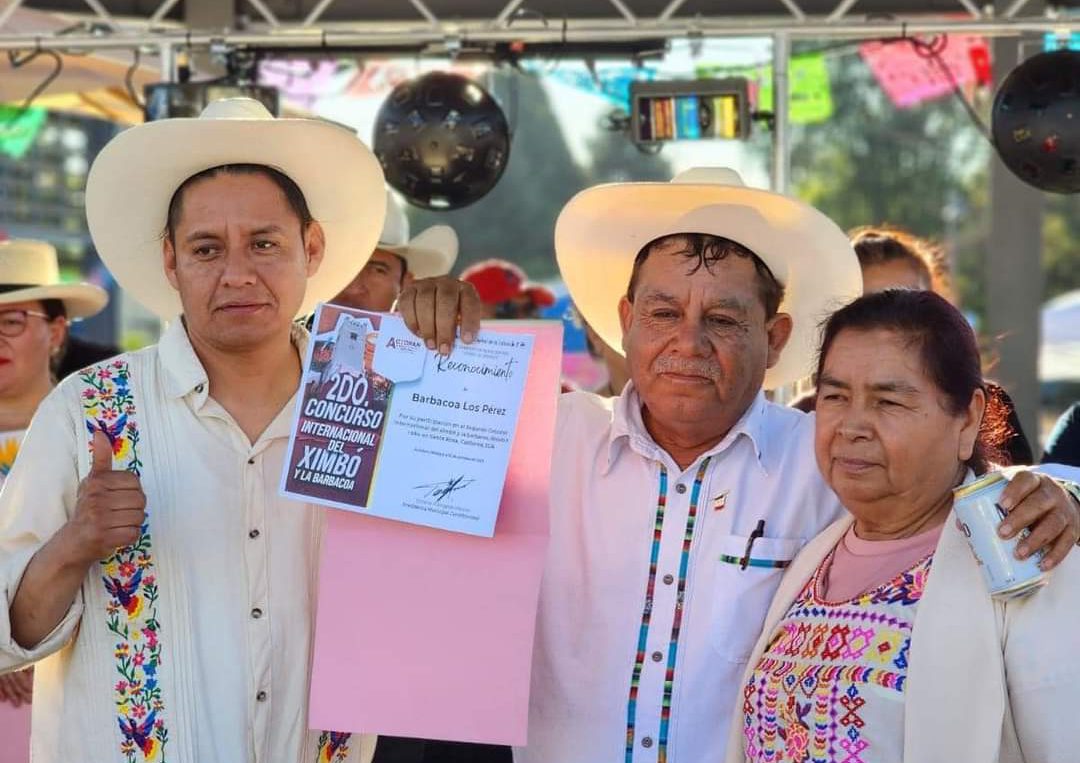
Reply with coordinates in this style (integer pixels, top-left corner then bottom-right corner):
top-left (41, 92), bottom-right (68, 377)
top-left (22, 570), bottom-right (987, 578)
top-left (651, 355), bottom-right (723, 380)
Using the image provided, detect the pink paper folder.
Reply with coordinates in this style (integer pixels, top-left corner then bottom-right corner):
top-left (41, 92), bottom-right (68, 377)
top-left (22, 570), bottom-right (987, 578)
top-left (0, 701), bottom-right (31, 762)
top-left (307, 322), bottom-right (562, 745)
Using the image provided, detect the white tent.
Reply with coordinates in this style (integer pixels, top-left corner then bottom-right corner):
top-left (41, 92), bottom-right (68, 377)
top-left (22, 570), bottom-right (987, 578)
top-left (1040, 289), bottom-right (1080, 383)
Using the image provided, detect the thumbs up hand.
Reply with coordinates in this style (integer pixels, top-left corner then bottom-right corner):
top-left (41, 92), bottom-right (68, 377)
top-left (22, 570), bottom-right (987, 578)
top-left (67, 428), bottom-right (148, 563)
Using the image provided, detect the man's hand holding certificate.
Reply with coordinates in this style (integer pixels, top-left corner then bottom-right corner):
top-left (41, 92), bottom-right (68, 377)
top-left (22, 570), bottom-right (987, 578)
top-left (289, 288), bottom-right (560, 745)
top-left (281, 303), bottom-right (534, 537)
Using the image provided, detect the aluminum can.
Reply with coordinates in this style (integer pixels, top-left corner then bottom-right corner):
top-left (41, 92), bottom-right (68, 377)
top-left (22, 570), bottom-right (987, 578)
top-left (952, 472), bottom-right (1050, 600)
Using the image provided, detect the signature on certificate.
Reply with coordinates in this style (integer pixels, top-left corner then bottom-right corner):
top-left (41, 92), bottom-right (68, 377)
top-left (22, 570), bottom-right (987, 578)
top-left (413, 475), bottom-right (476, 502)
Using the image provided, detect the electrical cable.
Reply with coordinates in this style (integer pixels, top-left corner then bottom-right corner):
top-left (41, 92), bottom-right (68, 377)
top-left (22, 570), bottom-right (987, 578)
top-left (7, 43), bottom-right (64, 111)
top-left (125, 47), bottom-right (146, 108)
top-left (907, 34), bottom-right (994, 142)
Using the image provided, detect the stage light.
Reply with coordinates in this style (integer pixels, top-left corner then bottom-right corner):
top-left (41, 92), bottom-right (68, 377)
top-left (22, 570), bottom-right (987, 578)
top-left (373, 72), bottom-right (511, 210)
top-left (993, 50), bottom-right (1080, 194)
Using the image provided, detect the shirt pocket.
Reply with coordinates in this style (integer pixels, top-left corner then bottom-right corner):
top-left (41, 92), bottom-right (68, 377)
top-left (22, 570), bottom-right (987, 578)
top-left (711, 533), bottom-right (804, 663)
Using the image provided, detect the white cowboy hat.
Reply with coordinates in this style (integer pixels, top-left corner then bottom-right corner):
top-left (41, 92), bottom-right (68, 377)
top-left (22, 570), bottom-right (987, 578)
top-left (555, 167), bottom-right (863, 389)
top-left (0, 239), bottom-right (108, 319)
top-left (382, 226), bottom-right (459, 280)
top-left (85, 97), bottom-right (386, 320)
top-left (380, 189), bottom-right (410, 247)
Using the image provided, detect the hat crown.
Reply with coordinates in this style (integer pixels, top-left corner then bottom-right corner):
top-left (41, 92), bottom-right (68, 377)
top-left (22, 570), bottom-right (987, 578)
top-left (379, 190), bottom-right (410, 246)
top-left (0, 240), bottom-right (60, 287)
top-left (199, 97), bottom-right (274, 121)
top-left (671, 167), bottom-right (746, 187)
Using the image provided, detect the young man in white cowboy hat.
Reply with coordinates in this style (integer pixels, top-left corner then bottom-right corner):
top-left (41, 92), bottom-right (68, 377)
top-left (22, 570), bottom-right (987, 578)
top-left (329, 189), bottom-right (459, 314)
top-left (0, 98), bottom-right (403, 763)
top-left (397, 167), bottom-right (1080, 762)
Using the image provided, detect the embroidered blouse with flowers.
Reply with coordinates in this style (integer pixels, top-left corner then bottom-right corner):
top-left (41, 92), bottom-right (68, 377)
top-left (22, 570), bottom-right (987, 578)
top-left (0, 429), bottom-right (24, 487)
top-left (740, 524), bottom-right (942, 763)
top-left (0, 320), bottom-right (373, 763)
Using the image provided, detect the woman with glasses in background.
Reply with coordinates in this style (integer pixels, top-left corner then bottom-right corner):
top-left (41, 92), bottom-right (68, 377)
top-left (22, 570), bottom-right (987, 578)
top-left (0, 240), bottom-right (107, 761)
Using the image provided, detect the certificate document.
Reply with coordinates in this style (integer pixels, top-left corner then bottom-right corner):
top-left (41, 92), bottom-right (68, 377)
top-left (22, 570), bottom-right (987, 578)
top-left (281, 303), bottom-right (534, 537)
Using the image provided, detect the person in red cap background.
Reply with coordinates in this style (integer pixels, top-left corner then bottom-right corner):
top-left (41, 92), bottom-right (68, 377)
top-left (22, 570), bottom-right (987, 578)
top-left (460, 259), bottom-right (554, 320)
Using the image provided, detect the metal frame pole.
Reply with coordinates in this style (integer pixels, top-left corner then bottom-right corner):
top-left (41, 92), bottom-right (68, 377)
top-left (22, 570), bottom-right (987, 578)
top-left (0, 17), bottom-right (1076, 51)
top-left (771, 31), bottom-right (791, 195)
top-left (159, 40), bottom-right (175, 80)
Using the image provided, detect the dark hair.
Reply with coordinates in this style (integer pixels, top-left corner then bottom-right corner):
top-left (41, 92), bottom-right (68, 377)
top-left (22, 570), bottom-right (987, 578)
top-left (849, 225), bottom-right (954, 301)
top-left (816, 289), bottom-right (1011, 472)
top-left (40, 298), bottom-right (66, 321)
top-left (626, 233), bottom-right (786, 318)
top-left (164, 164), bottom-right (314, 244)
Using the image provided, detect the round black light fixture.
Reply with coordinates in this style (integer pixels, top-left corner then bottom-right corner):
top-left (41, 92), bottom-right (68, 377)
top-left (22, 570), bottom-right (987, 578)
top-left (992, 50), bottom-right (1080, 194)
top-left (373, 72), bottom-right (511, 210)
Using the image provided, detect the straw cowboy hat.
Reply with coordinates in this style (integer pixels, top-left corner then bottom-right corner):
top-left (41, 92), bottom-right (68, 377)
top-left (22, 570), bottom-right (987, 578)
top-left (383, 226), bottom-right (459, 280)
top-left (373, 192), bottom-right (458, 279)
top-left (0, 239), bottom-right (108, 319)
top-left (554, 167), bottom-right (863, 389)
top-left (85, 97), bottom-right (386, 320)
top-left (379, 189), bottom-right (410, 247)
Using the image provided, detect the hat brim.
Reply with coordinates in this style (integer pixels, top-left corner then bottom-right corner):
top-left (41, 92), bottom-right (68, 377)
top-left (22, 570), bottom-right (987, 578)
top-left (86, 116), bottom-right (386, 321)
top-left (555, 183), bottom-right (863, 389)
top-left (0, 283), bottom-right (109, 320)
top-left (383, 226), bottom-right (458, 280)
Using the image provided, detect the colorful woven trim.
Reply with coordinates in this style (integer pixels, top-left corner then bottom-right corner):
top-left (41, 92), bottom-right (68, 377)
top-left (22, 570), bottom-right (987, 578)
top-left (80, 360), bottom-right (171, 763)
top-left (624, 467), bottom-right (669, 762)
top-left (656, 459), bottom-right (710, 763)
top-left (314, 731), bottom-right (352, 762)
top-left (718, 555), bottom-right (791, 569)
top-left (624, 459), bottom-right (712, 762)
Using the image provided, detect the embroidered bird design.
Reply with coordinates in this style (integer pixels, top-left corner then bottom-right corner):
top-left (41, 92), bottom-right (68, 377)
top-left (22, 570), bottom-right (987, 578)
top-left (86, 416), bottom-right (131, 456)
top-left (320, 731), bottom-right (352, 761)
top-left (104, 567), bottom-right (144, 615)
top-left (118, 709), bottom-right (158, 758)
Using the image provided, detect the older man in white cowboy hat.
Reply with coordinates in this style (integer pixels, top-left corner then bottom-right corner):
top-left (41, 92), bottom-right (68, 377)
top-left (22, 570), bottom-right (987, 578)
top-left (329, 189), bottom-right (459, 314)
top-left (397, 167), bottom-right (1080, 762)
top-left (0, 98), bottom-right (391, 763)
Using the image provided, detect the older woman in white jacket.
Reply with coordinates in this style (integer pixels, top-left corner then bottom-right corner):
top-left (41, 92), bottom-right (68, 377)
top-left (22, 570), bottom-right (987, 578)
top-left (726, 289), bottom-right (1080, 763)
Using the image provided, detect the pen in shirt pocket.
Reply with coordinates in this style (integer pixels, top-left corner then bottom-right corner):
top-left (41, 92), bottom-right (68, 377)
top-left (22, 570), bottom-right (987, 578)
top-left (718, 519), bottom-right (792, 571)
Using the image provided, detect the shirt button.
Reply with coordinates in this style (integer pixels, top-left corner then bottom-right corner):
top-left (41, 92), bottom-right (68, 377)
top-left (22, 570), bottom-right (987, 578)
top-left (641, 737), bottom-right (653, 749)
top-left (651, 651), bottom-right (663, 662)
top-left (662, 574), bottom-right (674, 585)
top-left (249, 529), bottom-right (261, 539)
top-left (194, 383), bottom-right (205, 393)
top-left (251, 608), bottom-right (263, 619)
top-left (675, 483), bottom-right (687, 494)
top-left (256, 690), bottom-right (267, 702)
top-left (247, 458), bottom-right (255, 465)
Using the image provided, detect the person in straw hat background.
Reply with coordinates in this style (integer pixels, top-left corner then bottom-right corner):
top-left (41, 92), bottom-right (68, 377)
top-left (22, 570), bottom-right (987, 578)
top-left (325, 189), bottom-right (459, 316)
top-left (398, 167), bottom-right (1080, 763)
top-left (0, 97), bottom-right (471, 763)
top-left (0, 239), bottom-right (120, 385)
top-left (0, 239), bottom-right (108, 756)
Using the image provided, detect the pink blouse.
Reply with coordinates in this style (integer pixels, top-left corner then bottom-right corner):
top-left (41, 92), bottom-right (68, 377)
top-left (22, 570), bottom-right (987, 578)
top-left (821, 523), bottom-right (943, 601)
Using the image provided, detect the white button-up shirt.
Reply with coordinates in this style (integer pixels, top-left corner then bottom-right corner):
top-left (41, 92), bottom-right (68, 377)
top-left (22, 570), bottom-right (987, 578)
top-left (518, 386), bottom-right (845, 763)
top-left (0, 320), bottom-right (374, 763)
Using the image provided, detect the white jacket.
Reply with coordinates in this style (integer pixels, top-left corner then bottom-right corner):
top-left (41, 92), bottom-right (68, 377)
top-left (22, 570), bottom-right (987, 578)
top-left (725, 511), bottom-right (1080, 763)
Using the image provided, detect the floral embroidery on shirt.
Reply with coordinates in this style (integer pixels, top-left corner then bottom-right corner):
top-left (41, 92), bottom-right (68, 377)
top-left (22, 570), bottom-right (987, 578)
top-left (0, 432), bottom-right (20, 479)
top-left (81, 359), bottom-right (170, 763)
top-left (315, 731), bottom-right (352, 762)
top-left (742, 551), bottom-right (933, 762)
